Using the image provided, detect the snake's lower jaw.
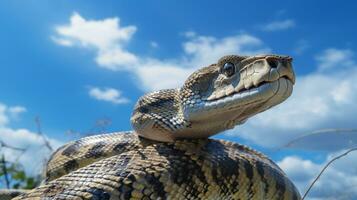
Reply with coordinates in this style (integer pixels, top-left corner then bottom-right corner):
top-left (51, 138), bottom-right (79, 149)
top-left (265, 77), bottom-right (294, 106)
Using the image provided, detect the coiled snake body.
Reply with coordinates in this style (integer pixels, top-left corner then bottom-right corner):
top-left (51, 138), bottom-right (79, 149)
top-left (7, 54), bottom-right (301, 199)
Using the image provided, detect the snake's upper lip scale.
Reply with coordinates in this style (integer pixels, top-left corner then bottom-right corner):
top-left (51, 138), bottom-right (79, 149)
top-left (233, 74), bottom-right (294, 95)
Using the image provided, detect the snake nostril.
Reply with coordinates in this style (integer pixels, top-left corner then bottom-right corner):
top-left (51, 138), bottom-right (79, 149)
top-left (267, 59), bottom-right (279, 68)
top-left (281, 59), bottom-right (289, 66)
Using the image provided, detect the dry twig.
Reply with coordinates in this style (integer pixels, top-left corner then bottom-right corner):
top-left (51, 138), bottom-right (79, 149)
top-left (0, 155), bottom-right (10, 189)
top-left (34, 116), bottom-right (53, 151)
top-left (0, 141), bottom-right (26, 152)
top-left (302, 147), bottom-right (357, 200)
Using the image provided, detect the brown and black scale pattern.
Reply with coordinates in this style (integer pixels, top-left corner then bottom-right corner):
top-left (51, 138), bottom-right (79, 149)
top-left (131, 89), bottom-right (190, 133)
top-left (15, 132), bottom-right (301, 200)
top-left (0, 189), bottom-right (27, 200)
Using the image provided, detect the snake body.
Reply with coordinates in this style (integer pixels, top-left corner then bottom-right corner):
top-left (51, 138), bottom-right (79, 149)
top-left (11, 54), bottom-right (300, 199)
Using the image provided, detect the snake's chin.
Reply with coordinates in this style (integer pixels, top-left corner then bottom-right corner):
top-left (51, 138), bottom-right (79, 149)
top-left (241, 77), bottom-right (294, 117)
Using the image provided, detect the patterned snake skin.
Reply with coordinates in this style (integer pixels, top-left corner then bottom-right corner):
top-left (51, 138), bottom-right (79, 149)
top-left (10, 54), bottom-right (301, 199)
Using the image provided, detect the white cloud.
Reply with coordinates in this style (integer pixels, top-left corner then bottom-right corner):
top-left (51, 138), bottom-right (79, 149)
top-left (53, 12), bottom-right (136, 49)
top-left (278, 152), bottom-right (357, 200)
top-left (0, 103), bottom-right (63, 175)
top-left (226, 48), bottom-right (357, 148)
top-left (182, 34), bottom-right (270, 68)
top-left (89, 87), bottom-right (129, 104)
top-left (278, 156), bottom-right (321, 190)
top-left (0, 103), bottom-right (9, 126)
top-left (95, 47), bottom-right (138, 70)
top-left (8, 106), bottom-right (27, 119)
top-left (260, 19), bottom-right (295, 32)
top-left (53, 13), bottom-right (270, 92)
top-left (135, 61), bottom-right (193, 91)
top-left (52, 12), bottom-right (138, 70)
top-left (0, 104), bottom-right (27, 126)
top-left (51, 36), bottom-right (73, 46)
top-left (316, 48), bottom-right (355, 72)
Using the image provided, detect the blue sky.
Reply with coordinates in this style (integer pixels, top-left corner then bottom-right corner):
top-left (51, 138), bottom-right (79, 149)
top-left (1, 1), bottom-right (357, 199)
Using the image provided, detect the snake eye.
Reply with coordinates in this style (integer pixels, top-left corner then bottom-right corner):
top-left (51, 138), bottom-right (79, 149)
top-left (222, 62), bottom-right (235, 77)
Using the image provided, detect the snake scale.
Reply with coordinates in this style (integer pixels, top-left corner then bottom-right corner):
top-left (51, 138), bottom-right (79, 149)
top-left (6, 54), bottom-right (301, 199)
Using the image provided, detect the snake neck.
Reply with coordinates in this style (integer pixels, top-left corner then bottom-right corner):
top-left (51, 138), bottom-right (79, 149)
top-left (131, 89), bottom-right (191, 142)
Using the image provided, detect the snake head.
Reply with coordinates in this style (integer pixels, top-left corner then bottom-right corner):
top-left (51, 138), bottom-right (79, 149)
top-left (131, 54), bottom-right (295, 142)
top-left (180, 54), bottom-right (295, 135)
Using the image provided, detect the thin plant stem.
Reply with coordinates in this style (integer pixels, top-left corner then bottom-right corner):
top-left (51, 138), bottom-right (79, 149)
top-left (35, 116), bottom-right (53, 151)
top-left (1, 154), bottom-right (10, 189)
top-left (302, 147), bottom-right (357, 200)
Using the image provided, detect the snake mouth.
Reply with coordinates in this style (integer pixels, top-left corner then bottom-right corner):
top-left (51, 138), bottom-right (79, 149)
top-left (202, 77), bottom-right (293, 110)
top-left (235, 74), bottom-right (294, 94)
top-left (233, 76), bottom-right (293, 95)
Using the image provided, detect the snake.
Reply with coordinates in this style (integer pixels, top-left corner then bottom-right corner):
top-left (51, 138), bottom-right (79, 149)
top-left (3, 54), bottom-right (301, 199)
